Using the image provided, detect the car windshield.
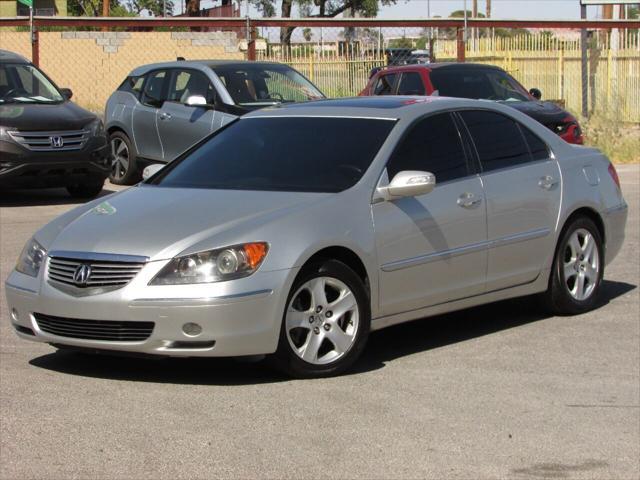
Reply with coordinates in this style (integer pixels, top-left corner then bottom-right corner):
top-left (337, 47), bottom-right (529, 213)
top-left (148, 116), bottom-right (396, 193)
top-left (430, 68), bottom-right (530, 102)
top-left (212, 64), bottom-right (325, 107)
top-left (0, 63), bottom-right (64, 104)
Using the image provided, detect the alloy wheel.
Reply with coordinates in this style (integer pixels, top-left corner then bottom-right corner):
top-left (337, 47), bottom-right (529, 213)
top-left (563, 228), bottom-right (600, 301)
top-left (110, 138), bottom-right (129, 180)
top-left (285, 276), bottom-right (359, 365)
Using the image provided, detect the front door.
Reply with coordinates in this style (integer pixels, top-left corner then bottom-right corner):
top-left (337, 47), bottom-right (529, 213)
top-left (458, 110), bottom-right (562, 291)
top-left (373, 112), bottom-right (488, 316)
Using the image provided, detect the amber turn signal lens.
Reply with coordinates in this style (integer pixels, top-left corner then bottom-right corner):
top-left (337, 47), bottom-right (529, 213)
top-left (243, 242), bottom-right (268, 269)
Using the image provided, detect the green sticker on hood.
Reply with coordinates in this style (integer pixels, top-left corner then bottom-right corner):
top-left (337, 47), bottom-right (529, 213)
top-left (92, 201), bottom-right (117, 215)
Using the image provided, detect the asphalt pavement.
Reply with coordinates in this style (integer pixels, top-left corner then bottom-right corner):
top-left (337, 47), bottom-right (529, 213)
top-left (1, 165), bottom-right (638, 479)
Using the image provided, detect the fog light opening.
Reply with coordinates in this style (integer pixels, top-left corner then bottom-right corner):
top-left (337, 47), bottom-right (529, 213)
top-left (182, 322), bottom-right (203, 337)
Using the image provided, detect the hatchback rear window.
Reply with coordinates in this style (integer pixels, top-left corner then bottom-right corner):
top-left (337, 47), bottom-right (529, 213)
top-left (150, 117), bottom-right (396, 193)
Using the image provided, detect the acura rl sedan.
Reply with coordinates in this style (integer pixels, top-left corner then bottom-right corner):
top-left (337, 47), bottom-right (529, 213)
top-left (6, 97), bottom-right (627, 378)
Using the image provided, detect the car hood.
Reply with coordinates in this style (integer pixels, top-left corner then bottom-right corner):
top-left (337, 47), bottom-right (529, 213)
top-left (503, 100), bottom-right (569, 124)
top-left (44, 186), bottom-right (328, 261)
top-left (0, 101), bottom-right (96, 131)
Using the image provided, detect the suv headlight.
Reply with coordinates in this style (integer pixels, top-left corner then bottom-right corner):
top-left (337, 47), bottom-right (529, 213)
top-left (150, 242), bottom-right (268, 285)
top-left (16, 238), bottom-right (47, 277)
top-left (87, 118), bottom-right (105, 136)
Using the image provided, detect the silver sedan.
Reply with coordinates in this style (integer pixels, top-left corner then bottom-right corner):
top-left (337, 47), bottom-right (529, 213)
top-left (5, 97), bottom-right (628, 378)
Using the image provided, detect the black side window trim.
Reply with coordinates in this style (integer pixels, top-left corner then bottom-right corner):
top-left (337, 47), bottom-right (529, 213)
top-left (383, 110), bottom-right (476, 185)
top-left (140, 69), bottom-right (169, 108)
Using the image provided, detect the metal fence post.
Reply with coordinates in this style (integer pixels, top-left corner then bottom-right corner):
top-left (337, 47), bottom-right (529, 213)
top-left (580, 4), bottom-right (589, 118)
top-left (457, 27), bottom-right (465, 62)
top-left (247, 17), bottom-right (256, 61)
top-left (31, 28), bottom-right (39, 67)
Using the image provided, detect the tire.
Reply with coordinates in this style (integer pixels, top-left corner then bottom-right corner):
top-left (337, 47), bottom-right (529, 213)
top-left (272, 259), bottom-right (371, 378)
top-left (543, 216), bottom-right (604, 315)
top-left (66, 179), bottom-right (104, 199)
top-left (109, 131), bottom-right (140, 186)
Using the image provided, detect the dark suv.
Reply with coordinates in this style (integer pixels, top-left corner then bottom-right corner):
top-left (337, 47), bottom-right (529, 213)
top-left (360, 63), bottom-right (584, 144)
top-left (0, 50), bottom-right (110, 198)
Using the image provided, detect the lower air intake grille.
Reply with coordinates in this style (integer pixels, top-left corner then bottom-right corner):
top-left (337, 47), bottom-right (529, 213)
top-left (34, 313), bottom-right (154, 342)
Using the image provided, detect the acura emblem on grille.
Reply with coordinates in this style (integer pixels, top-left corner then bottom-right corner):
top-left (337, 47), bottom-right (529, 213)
top-left (72, 264), bottom-right (92, 287)
top-left (50, 136), bottom-right (64, 148)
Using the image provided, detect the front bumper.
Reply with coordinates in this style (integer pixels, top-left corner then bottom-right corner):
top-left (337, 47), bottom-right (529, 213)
top-left (5, 262), bottom-right (297, 357)
top-left (0, 138), bottom-right (110, 188)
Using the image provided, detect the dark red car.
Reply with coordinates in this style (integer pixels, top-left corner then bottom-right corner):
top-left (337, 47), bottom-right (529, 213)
top-left (360, 63), bottom-right (584, 144)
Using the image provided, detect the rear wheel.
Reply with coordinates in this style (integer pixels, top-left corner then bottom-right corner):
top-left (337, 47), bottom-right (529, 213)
top-left (109, 131), bottom-right (140, 185)
top-left (66, 179), bottom-right (104, 199)
top-left (543, 216), bottom-right (604, 315)
top-left (272, 259), bottom-right (370, 378)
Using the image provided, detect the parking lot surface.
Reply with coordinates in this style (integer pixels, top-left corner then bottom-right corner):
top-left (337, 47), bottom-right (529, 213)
top-left (1, 165), bottom-right (638, 480)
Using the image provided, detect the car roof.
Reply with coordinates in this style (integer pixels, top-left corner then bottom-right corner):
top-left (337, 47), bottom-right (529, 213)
top-left (245, 95), bottom-right (513, 121)
top-left (128, 60), bottom-right (287, 76)
top-left (380, 62), bottom-right (504, 73)
top-left (0, 49), bottom-right (31, 64)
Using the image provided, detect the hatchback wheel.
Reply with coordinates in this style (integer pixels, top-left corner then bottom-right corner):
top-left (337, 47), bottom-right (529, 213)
top-left (109, 132), bottom-right (140, 185)
top-left (273, 260), bottom-right (370, 378)
top-left (543, 216), bottom-right (604, 314)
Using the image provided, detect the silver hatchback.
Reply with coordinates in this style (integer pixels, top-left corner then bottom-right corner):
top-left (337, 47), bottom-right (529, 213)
top-left (7, 97), bottom-right (627, 378)
top-left (105, 60), bottom-right (324, 185)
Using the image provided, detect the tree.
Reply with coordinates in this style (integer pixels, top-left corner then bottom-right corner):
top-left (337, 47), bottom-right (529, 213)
top-left (303, 27), bottom-right (313, 41)
top-left (251, 0), bottom-right (396, 50)
top-left (68, 0), bottom-right (171, 16)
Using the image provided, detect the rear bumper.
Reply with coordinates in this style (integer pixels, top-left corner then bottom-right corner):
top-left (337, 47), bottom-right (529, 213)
top-left (603, 202), bottom-right (628, 266)
top-left (0, 139), bottom-right (110, 188)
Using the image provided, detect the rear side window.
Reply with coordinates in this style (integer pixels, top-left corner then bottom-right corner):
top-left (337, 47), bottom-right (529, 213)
top-left (520, 125), bottom-right (550, 161)
top-left (374, 74), bottom-right (397, 95)
top-left (459, 110), bottom-right (531, 172)
top-left (387, 112), bottom-right (468, 183)
top-left (397, 72), bottom-right (425, 96)
top-left (118, 76), bottom-right (144, 97)
top-left (141, 70), bottom-right (167, 108)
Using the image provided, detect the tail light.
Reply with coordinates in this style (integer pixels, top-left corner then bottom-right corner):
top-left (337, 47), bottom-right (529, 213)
top-left (608, 163), bottom-right (621, 190)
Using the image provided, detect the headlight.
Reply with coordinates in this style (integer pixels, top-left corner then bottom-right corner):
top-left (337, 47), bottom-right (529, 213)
top-left (87, 118), bottom-right (105, 136)
top-left (15, 238), bottom-right (47, 277)
top-left (150, 242), bottom-right (268, 285)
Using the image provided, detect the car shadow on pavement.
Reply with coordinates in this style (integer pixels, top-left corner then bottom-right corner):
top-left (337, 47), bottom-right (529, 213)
top-left (0, 187), bottom-right (118, 207)
top-left (29, 280), bottom-right (635, 385)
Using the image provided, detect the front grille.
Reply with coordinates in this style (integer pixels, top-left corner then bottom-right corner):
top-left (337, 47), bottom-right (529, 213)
top-left (8, 129), bottom-right (90, 152)
top-left (35, 313), bottom-right (154, 342)
top-left (48, 256), bottom-right (145, 290)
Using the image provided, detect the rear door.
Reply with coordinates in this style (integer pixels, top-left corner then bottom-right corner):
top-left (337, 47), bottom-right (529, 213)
top-left (132, 69), bottom-right (167, 161)
top-left (372, 112), bottom-right (487, 315)
top-left (157, 68), bottom-right (222, 161)
top-left (458, 109), bottom-right (561, 291)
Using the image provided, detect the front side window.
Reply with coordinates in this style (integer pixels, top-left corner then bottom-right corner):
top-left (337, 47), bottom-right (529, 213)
top-left (149, 117), bottom-right (396, 193)
top-left (397, 72), bottom-right (426, 96)
top-left (0, 63), bottom-right (63, 104)
top-left (213, 64), bottom-right (323, 106)
top-left (374, 74), bottom-right (397, 95)
top-left (387, 112), bottom-right (469, 183)
top-left (459, 110), bottom-right (531, 172)
top-left (141, 70), bottom-right (167, 108)
top-left (430, 68), bottom-right (530, 102)
top-left (167, 69), bottom-right (216, 104)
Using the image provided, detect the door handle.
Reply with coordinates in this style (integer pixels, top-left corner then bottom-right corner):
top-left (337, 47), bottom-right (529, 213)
top-left (159, 112), bottom-right (172, 120)
top-left (538, 175), bottom-right (558, 190)
top-left (457, 192), bottom-right (482, 208)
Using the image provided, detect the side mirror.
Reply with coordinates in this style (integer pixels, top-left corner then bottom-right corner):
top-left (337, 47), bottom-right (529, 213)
top-left (378, 170), bottom-right (435, 200)
top-left (60, 88), bottom-right (73, 100)
top-left (184, 95), bottom-right (208, 108)
top-left (529, 88), bottom-right (542, 100)
top-left (142, 163), bottom-right (165, 181)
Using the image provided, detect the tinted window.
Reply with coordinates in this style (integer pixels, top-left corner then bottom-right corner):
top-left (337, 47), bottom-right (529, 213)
top-left (460, 110), bottom-right (531, 171)
top-left (387, 113), bottom-right (468, 183)
top-left (0, 63), bottom-right (63, 104)
top-left (118, 76), bottom-right (144, 97)
top-left (167, 69), bottom-right (216, 104)
top-left (141, 70), bottom-right (167, 107)
top-left (374, 74), bottom-right (397, 95)
top-left (397, 72), bottom-right (425, 96)
top-left (430, 68), bottom-right (530, 101)
top-left (150, 117), bottom-right (396, 193)
top-left (520, 125), bottom-right (550, 161)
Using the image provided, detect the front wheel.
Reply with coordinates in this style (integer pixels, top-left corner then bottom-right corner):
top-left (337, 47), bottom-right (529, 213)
top-left (543, 216), bottom-right (604, 315)
top-left (272, 260), bottom-right (371, 378)
top-left (109, 131), bottom-right (140, 185)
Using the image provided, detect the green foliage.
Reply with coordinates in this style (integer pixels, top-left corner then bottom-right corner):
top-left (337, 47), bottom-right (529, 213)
top-left (250, 0), bottom-right (395, 19)
top-left (67, 0), bottom-right (171, 17)
top-left (388, 36), bottom-right (412, 48)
